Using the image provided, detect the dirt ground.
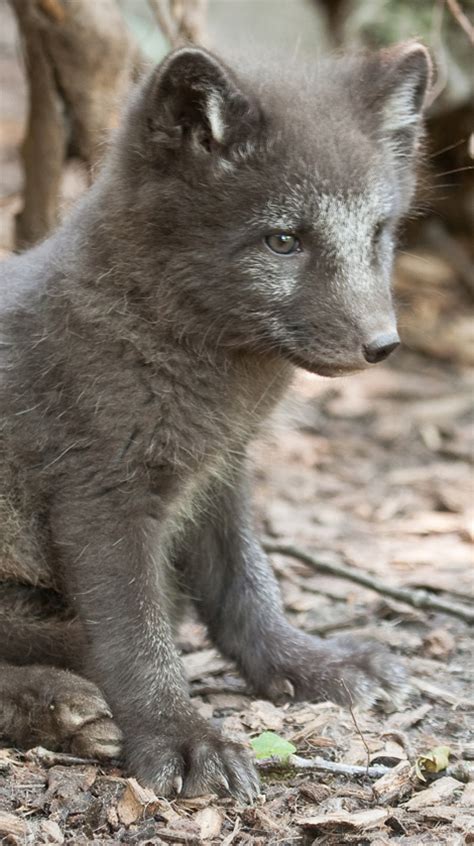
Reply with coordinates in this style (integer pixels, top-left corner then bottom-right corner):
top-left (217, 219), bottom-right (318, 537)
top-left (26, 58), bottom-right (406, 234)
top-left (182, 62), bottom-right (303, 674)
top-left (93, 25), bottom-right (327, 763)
top-left (1, 350), bottom-right (472, 845)
top-left (1, 5), bottom-right (473, 845)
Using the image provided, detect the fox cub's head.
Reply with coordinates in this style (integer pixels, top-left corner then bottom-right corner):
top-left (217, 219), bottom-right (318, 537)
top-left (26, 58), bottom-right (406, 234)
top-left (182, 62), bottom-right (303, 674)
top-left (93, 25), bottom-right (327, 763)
top-left (115, 44), bottom-right (432, 376)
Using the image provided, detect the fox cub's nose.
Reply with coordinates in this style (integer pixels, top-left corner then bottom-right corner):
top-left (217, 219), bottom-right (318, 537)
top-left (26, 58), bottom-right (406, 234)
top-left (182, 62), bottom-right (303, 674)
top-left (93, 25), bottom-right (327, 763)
top-left (363, 332), bottom-right (400, 364)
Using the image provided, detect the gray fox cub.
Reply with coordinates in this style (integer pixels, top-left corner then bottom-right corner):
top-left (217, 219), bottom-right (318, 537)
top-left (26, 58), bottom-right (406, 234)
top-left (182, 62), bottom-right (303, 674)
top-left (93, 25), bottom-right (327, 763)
top-left (0, 42), bottom-right (431, 800)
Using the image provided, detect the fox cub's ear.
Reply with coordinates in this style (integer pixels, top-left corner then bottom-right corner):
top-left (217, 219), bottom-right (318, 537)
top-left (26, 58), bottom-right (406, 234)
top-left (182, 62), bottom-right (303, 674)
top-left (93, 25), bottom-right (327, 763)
top-left (375, 42), bottom-right (433, 156)
top-left (145, 47), bottom-right (263, 155)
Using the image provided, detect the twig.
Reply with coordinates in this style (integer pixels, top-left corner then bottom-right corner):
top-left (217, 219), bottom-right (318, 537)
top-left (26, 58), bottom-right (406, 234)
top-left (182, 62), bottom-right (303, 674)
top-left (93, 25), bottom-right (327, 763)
top-left (445, 0), bottom-right (474, 45)
top-left (25, 746), bottom-right (100, 767)
top-left (264, 543), bottom-right (474, 625)
top-left (257, 754), bottom-right (392, 779)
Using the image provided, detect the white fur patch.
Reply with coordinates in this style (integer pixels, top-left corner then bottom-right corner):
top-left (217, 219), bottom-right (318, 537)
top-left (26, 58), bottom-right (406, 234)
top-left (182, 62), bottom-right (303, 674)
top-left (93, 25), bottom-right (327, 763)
top-left (206, 91), bottom-right (225, 143)
top-left (382, 79), bottom-right (420, 133)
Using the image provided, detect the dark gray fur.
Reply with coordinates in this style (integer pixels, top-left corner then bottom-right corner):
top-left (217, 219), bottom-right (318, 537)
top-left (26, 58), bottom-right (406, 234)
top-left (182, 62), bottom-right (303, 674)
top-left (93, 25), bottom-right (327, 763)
top-left (0, 43), bottom-right (431, 800)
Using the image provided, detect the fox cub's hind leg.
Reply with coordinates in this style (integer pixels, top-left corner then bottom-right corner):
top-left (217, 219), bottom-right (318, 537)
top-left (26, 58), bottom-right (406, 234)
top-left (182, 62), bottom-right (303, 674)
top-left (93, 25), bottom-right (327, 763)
top-left (0, 663), bottom-right (122, 759)
top-left (0, 585), bottom-right (121, 759)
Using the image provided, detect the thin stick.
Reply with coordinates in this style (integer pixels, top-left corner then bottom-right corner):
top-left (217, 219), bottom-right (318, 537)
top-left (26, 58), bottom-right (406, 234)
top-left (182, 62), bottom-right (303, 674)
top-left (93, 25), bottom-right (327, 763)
top-left (445, 0), bottom-right (474, 45)
top-left (264, 543), bottom-right (474, 625)
top-left (257, 754), bottom-right (391, 779)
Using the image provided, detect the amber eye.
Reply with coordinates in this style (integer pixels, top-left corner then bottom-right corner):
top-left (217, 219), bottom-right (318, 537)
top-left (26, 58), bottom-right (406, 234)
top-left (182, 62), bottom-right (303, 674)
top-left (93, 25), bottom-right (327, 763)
top-left (265, 233), bottom-right (301, 255)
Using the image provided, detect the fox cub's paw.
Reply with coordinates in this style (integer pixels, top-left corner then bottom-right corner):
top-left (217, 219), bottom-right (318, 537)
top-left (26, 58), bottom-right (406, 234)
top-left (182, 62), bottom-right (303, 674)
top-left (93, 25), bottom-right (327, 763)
top-left (6, 665), bottom-right (122, 759)
top-left (126, 717), bottom-right (260, 803)
top-left (255, 632), bottom-right (406, 710)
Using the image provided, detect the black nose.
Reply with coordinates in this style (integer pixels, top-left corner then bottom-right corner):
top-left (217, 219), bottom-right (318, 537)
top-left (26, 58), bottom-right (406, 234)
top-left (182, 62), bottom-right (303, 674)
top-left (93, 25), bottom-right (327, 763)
top-left (363, 332), bottom-right (400, 364)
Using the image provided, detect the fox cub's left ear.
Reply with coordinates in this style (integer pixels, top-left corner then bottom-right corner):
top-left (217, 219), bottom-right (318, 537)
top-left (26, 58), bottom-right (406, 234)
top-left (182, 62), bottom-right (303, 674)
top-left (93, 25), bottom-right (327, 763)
top-left (144, 47), bottom-right (264, 156)
top-left (376, 42), bottom-right (433, 155)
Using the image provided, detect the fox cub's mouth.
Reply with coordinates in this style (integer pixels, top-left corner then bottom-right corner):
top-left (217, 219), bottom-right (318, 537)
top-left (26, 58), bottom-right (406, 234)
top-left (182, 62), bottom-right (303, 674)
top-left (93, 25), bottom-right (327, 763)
top-left (276, 345), bottom-right (367, 378)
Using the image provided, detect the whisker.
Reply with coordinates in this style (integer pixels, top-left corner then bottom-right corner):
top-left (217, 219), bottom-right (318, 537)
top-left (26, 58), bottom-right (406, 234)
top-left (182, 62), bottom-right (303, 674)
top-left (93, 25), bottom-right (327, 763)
top-left (434, 165), bottom-right (474, 177)
top-left (429, 137), bottom-right (467, 158)
top-left (397, 251), bottom-right (432, 265)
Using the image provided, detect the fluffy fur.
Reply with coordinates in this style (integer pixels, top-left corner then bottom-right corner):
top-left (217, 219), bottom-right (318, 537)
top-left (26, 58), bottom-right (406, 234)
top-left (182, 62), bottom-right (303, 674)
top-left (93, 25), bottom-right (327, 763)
top-left (0, 43), bottom-right (431, 800)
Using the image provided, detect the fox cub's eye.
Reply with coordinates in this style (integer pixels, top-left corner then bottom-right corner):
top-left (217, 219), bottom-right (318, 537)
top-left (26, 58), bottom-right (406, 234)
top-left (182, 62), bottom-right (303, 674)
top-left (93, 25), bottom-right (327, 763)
top-left (265, 233), bottom-right (301, 255)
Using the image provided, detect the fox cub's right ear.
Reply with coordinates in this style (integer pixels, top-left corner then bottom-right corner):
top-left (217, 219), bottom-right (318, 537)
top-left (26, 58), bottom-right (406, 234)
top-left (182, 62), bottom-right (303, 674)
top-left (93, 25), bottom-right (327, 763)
top-left (374, 42), bottom-right (433, 160)
top-left (142, 47), bottom-right (264, 157)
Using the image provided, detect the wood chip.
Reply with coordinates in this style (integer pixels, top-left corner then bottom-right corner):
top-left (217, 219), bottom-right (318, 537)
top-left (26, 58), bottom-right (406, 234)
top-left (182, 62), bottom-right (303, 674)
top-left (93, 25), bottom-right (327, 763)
top-left (0, 812), bottom-right (30, 838)
top-left (422, 627), bottom-right (456, 659)
top-left (373, 760), bottom-right (412, 805)
top-left (387, 703), bottom-right (433, 730)
top-left (117, 777), bottom-right (161, 826)
top-left (405, 777), bottom-right (464, 810)
top-left (296, 808), bottom-right (389, 831)
top-left (194, 807), bottom-right (224, 840)
top-left (412, 679), bottom-right (473, 709)
top-left (38, 819), bottom-right (64, 843)
top-left (241, 700), bottom-right (284, 732)
top-left (182, 648), bottom-right (230, 681)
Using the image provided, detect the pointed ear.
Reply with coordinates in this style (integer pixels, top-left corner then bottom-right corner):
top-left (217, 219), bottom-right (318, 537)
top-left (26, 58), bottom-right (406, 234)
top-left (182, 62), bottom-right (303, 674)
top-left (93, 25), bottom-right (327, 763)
top-left (373, 42), bottom-right (433, 158)
top-left (144, 47), bottom-right (263, 155)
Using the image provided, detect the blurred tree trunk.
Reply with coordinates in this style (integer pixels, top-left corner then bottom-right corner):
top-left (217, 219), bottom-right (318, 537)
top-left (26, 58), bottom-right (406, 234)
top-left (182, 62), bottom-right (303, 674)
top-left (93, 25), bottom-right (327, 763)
top-left (10, 0), bottom-right (143, 249)
top-left (147, 0), bottom-right (208, 48)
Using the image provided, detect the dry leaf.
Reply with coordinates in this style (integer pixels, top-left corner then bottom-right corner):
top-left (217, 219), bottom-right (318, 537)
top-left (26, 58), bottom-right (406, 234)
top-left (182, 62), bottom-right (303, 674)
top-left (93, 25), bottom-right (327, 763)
top-left (415, 746), bottom-right (452, 782)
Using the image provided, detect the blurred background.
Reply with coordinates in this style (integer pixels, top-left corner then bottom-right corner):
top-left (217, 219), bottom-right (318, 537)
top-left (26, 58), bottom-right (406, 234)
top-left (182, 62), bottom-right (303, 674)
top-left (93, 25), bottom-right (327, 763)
top-left (0, 7), bottom-right (472, 841)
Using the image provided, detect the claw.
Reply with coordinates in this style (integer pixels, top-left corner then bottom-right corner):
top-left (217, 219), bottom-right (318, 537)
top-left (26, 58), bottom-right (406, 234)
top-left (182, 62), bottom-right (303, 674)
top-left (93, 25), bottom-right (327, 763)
top-left (173, 775), bottom-right (183, 795)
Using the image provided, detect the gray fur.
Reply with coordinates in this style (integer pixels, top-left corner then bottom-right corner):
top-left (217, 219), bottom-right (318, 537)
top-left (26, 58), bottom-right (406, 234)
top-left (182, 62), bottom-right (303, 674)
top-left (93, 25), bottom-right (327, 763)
top-left (0, 43), bottom-right (431, 799)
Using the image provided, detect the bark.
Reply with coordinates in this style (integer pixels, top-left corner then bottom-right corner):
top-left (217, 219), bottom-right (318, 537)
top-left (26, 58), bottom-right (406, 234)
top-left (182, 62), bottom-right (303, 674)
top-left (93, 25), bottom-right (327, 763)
top-left (11, 0), bottom-right (142, 248)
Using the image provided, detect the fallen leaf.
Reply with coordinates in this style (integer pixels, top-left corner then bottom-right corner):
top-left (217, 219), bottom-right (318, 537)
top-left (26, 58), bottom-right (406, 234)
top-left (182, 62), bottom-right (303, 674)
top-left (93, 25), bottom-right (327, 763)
top-left (250, 731), bottom-right (296, 763)
top-left (415, 746), bottom-right (452, 782)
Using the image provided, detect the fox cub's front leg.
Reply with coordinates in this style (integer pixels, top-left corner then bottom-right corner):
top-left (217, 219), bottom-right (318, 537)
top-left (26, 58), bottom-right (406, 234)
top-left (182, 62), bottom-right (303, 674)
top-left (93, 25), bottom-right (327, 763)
top-left (183, 472), bottom-right (405, 707)
top-left (51, 493), bottom-right (259, 802)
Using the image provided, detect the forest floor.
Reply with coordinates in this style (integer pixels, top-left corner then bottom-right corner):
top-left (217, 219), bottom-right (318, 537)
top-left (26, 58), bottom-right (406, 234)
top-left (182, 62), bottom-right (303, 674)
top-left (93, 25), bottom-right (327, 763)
top-left (1, 4), bottom-right (473, 844)
top-left (1, 350), bottom-right (473, 846)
